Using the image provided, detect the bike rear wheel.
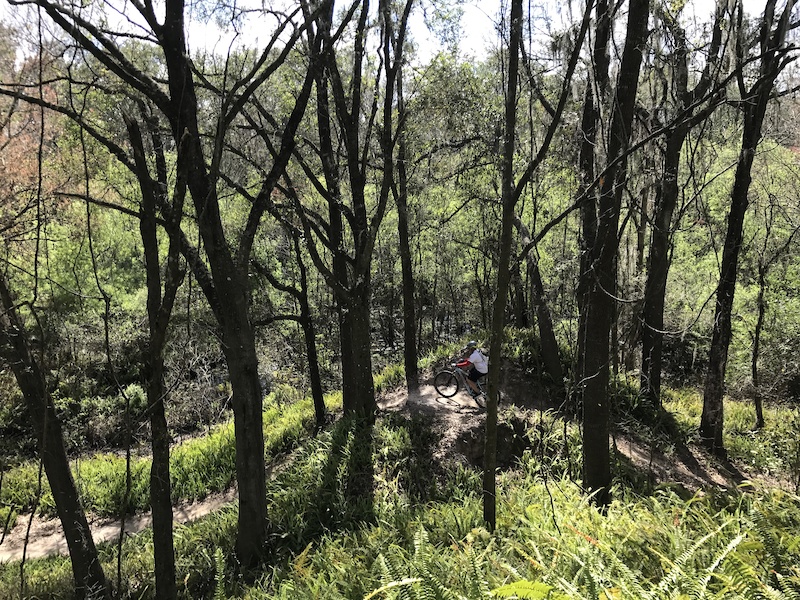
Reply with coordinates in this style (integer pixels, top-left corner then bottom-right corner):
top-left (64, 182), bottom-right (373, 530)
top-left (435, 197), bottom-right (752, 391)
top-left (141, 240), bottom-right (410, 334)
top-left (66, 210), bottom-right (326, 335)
top-left (433, 370), bottom-right (459, 397)
top-left (473, 387), bottom-right (499, 409)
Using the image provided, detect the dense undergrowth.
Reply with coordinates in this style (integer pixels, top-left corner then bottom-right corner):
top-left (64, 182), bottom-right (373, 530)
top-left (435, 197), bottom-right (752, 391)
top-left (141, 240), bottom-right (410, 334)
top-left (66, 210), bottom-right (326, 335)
top-left (2, 338), bottom-right (800, 598)
top-left (2, 404), bottom-right (799, 599)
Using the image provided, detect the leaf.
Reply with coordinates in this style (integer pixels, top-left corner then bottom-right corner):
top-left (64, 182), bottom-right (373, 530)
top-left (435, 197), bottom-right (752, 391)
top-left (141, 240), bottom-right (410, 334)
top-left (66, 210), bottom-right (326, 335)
top-left (363, 578), bottom-right (423, 600)
top-left (293, 542), bottom-right (314, 578)
top-left (491, 580), bottom-right (570, 599)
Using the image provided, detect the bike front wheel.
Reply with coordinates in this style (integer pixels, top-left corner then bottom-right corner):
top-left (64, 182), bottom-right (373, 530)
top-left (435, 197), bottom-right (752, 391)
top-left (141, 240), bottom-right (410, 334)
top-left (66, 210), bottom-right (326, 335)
top-left (433, 370), bottom-right (459, 397)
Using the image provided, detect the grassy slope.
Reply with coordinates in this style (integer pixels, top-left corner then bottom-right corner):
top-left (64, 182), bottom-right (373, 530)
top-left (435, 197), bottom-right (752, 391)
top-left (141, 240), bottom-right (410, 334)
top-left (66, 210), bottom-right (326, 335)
top-left (2, 353), bottom-right (799, 599)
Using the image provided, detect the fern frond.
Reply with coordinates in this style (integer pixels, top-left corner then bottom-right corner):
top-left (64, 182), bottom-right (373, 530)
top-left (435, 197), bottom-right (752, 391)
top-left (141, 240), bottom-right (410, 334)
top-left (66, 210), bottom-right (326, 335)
top-left (375, 552), bottom-right (417, 600)
top-left (416, 563), bottom-right (460, 600)
top-left (656, 518), bottom-right (735, 595)
top-left (213, 547), bottom-right (226, 600)
top-left (364, 578), bottom-right (423, 600)
top-left (464, 544), bottom-right (491, 598)
top-left (491, 580), bottom-right (570, 599)
top-left (775, 572), bottom-right (800, 600)
top-left (293, 542), bottom-right (314, 579)
top-left (695, 533), bottom-right (745, 597)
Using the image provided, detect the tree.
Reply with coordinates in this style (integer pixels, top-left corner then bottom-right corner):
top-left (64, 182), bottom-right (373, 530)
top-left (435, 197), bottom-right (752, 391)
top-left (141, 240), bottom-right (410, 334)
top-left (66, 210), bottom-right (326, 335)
top-left (576, 0), bottom-right (651, 506)
top-left (279, 0), bottom-right (413, 417)
top-left (1, 0), bottom-right (321, 566)
top-left (483, 0), bottom-right (591, 528)
top-left (125, 111), bottom-right (184, 600)
top-left (395, 59), bottom-right (419, 389)
top-left (700, 0), bottom-right (797, 454)
top-left (0, 28), bottom-right (110, 597)
top-left (748, 189), bottom-right (800, 428)
top-left (639, 0), bottom-right (728, 408)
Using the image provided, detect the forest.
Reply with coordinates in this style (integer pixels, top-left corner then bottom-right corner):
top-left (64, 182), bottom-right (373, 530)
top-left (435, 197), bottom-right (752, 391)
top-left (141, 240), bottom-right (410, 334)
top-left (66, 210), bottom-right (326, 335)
top-left (0, 0), bottom-right (799, 597)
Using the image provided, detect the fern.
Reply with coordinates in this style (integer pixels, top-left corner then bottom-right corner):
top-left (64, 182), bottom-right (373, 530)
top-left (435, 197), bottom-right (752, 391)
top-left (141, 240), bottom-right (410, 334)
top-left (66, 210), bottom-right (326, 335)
top-left (364, 578), bottom-right (425, 600)
top-left (491, 580), bottom-right (569, 599)
top-left (774, 572), bottom-right (800, 600)
top-left (375, 552), bottom-right (417, 600)
top-left (463, 543), bottom-right (491, 598)
top-left (654, 518), bottom-right (736, 596)
top-left (694, 533), bottom-right (745, 597)
top-left (213, 547), bottom-right (226, 600)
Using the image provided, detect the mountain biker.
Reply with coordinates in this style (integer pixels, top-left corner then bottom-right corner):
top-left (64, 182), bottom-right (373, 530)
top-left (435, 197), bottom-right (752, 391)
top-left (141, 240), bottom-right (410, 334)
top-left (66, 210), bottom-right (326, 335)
top-left (456, 341), bottom-right (489, 397)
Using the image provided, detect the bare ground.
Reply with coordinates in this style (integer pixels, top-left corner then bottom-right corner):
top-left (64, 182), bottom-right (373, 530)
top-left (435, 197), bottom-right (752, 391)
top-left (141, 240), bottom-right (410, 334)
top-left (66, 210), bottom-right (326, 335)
top-left (0, 368), bottom-right (772, 563)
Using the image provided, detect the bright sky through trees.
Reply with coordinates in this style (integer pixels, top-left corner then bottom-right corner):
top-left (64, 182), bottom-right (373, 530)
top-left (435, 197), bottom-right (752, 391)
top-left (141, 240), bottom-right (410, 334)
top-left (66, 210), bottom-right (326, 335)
top-left (0, 0), bottom-right (771, 64)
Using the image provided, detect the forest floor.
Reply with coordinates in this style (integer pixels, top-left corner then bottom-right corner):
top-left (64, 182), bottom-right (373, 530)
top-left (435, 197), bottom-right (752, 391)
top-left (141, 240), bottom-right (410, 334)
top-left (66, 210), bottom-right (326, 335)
top-left (0, 366), bottom-right (762, 563)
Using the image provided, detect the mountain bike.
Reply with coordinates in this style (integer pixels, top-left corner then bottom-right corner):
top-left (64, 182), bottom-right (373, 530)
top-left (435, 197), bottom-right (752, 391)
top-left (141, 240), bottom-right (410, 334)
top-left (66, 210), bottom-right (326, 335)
top-left (433, 363), bottom-right (495, 408)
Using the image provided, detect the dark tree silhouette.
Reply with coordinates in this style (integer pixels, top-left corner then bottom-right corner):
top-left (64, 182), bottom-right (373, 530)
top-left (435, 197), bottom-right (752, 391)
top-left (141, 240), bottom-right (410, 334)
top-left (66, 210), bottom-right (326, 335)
top-left (577, 0), bottom-right (651, 507)
top-left (125, 112), bottom-right (184, 600)
top-left (701, 0), bottom-right (797, 455)
top-left (0, 279), bottom-right (110, 599)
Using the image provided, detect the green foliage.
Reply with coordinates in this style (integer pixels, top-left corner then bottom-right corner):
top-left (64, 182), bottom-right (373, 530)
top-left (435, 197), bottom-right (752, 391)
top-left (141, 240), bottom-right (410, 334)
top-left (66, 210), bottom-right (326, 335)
top-left (213, 547), bottom-right (226, 600)
top-left (0, 389), bottom-right (336, 522)
top-left (5, 401), bottom-right (800, 600)
top-left (659, 389), bottom-right (800, 477)
top-left (375, 363), bottom-right (407, 395)
top-left (491, 580), bottom-right (569, 599)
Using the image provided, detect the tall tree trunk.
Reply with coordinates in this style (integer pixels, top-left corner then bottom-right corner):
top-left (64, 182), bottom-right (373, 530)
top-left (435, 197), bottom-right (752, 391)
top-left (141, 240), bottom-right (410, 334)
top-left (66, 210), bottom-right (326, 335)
top-left (701, 0), bottom-right (794, 454)
top-left (221, 318), bottom-right (268, 560)
top-left (294, 237), bottom-right (327, 427)
top-left (640, 3), bottom-right (725, 408)
top-left (578, 0), bottom-right (650, 507)
top-left (640, 127), bottom-right (687, 408)
top-left (396, 72), bottom-right (419, 389)
top-left (146, 361), bottom-right (177, 600)
top-left (752, 266), bottom-right (766, 429)
top-left (0, 280), bottom-right (109, 600)
top-left (574, 0), bottom-right (608, 406)
top-left (127, 114), bottom-right (180, 600)
top-left (160, 9), bottom-right (271, 565)
top-left (483, 0), bottom-right (523, 530)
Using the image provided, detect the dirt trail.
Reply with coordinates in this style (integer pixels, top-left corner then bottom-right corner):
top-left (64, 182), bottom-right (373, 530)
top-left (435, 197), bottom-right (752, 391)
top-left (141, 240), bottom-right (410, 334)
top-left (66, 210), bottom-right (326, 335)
top-left (0, 377), bottom-right (758, 563)
top-left (0, 384), bottom-right (481, 564)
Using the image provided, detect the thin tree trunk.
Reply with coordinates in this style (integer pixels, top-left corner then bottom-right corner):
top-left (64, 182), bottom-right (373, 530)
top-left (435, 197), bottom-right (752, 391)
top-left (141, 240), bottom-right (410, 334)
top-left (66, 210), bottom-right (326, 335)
top-left (146, 364), bottom-right (177, 600)
top-left (396, 72), bottom-right (419, 389)
top-left (127, 114), bottom-right (180, 600)
top-left (294, 237), bottom-right (327, 427)
top-left (512, 265), bottom-right (529, 327)
top-left (752, 267), bottom-right (766, 429)
top-left (640, 128), bottom-right (687, 408)
top-left (0, 280), bottom-right (109, 600)
top-left (514, 216), bottom-right (563, 390)
top-left (701, 0), bottom-right (794, 453)
top-left (574, 0), bottom-right (608, 399)
top-left (483, 0), bottom-right (523, 530)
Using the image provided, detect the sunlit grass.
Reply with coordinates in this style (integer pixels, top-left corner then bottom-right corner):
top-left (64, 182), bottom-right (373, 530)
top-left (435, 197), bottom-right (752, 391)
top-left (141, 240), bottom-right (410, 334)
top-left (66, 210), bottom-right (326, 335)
top-left (662, 387), bottom-right (800, 477)
top-left (0, 389), bottom-right (342, 521)
top-left (4, 389), bottom-right (800, 599)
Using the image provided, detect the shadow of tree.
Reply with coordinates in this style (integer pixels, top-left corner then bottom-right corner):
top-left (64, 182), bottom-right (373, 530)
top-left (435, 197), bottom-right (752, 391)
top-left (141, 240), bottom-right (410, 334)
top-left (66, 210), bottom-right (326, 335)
top-left (264, 410), bottom-right (448, 565)
top-left (612, 402), bottom-right (748, 495)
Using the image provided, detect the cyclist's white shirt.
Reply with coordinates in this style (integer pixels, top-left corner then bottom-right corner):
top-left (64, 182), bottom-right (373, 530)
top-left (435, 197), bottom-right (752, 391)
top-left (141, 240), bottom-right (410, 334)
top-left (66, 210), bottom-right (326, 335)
top-left (469, 349), bottom-right (489, 374)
